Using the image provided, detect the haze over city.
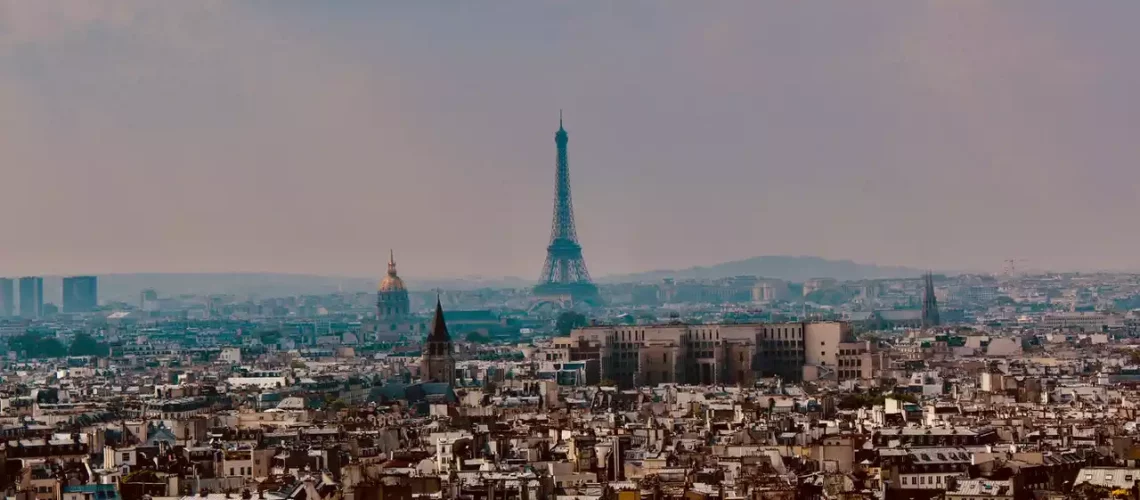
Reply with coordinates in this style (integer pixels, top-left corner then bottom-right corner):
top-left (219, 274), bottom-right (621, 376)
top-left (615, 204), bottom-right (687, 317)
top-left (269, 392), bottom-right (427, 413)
top-left (11, 4), bottom-right (1140, 500)
top-left (4, 1), bottom-right (1140, 279)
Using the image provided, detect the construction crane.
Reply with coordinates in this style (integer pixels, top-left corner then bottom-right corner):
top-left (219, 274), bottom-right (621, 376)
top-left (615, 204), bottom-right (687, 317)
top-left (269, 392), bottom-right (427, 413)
top-left (1003, 258), bottom-right (1027, 276)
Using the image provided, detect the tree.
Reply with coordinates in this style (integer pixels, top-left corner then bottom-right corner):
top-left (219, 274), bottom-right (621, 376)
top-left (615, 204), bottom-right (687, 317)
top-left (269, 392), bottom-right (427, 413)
top-left (837, 392), bottom-right (887, 410)
top-left (69, 333), bottom-right (110, 357)
top-left (890, 391), bottom-right (919, 405)
top-left (122, 469), bottom-right (161, 484)
top-left (993, 296), bottom-right (1017, 307)
top-left (10, 332), bottom-right (66, 359)
top-left (555, 311), bottom-right (589, 335)
top-left (465, 331), bottom-right (491, 343)
top-left (804, 289), bottom-right (852, 307)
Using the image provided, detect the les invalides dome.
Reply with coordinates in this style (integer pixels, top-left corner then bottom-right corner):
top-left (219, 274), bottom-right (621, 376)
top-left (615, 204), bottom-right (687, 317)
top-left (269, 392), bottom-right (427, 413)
top-left (377, 250), bottom-right (410, 319)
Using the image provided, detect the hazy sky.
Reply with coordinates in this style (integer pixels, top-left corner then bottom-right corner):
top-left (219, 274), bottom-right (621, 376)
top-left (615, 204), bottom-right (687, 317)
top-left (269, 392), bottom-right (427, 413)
top-left (3, 1), bottom-right (1139, 279)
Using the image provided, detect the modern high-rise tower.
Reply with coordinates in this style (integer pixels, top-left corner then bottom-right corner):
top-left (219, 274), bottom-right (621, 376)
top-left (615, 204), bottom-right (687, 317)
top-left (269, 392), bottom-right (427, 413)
top-left (0, 278), bottom-right (14, 317)
top-left (535, 113), bottom-right (599, 304)
top-left (921, 272), bottom-right (940, 329)
top-left (62, 276), bottom-right (98, 313)
top-left (18, 276), bottom-right (43, 319)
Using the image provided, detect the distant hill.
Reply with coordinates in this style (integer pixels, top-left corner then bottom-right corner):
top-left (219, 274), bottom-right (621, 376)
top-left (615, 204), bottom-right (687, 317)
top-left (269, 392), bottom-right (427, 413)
top-left (37, 256), bottom-right (923, 303)
top-left (599, 255), bottom-right (925, 284)
top-left (40, 273), bottom-right (531, 304)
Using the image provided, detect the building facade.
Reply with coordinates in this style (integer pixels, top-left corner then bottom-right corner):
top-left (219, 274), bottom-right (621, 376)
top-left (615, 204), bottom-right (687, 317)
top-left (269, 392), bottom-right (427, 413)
top-left (18, 277), bottom-right (43, 319)
top-left (550, 321), bottom-right (858, 388)
top-left (62, 276), bottom-right (98, 313)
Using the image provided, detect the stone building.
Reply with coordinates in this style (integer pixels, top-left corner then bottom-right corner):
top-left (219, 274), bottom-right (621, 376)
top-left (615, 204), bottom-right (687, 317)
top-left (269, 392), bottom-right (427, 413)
top-left (556, 321), bottom-right (858, 388)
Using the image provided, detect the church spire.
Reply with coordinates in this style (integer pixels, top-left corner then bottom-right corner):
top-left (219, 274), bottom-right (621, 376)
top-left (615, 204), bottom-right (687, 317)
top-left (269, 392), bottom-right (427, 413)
top-left (921, 271), bottom-right (940, 329)
top-left (429, 296), bottom-right (450, 342)
top-left (387, 249), bottom-right (397, 276)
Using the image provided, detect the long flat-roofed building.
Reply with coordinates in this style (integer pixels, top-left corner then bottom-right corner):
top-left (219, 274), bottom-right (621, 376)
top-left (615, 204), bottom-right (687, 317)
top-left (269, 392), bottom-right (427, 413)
top-left (552, 321), bottom-right (857, 388)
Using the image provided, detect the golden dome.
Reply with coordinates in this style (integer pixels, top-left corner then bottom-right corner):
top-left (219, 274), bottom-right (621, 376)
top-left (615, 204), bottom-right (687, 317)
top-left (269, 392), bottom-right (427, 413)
top-left (379, 249), bottom-right (407, 292)
top-left (379, 275), bottom-right (406, 292)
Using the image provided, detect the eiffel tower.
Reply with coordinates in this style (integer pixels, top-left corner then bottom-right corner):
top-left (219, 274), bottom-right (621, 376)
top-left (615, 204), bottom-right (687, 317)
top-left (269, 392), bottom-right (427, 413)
top-left (534, 113), bottom-right (599, 304)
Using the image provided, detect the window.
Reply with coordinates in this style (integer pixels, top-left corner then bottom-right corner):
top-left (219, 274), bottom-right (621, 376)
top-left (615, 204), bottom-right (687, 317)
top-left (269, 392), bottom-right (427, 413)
top-left (122, 453), bottom-right (130, 461)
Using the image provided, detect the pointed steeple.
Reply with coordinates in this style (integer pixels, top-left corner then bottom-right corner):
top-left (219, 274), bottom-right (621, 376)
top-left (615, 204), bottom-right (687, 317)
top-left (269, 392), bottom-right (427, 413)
top-left (921, 271), bottom-right (940, 329)
top-left (387, 249), bottom-right (397, 276)
top-left (559, 109), bottom-right (564, 131)
top-left (429, 296), bottom-right (450, 342)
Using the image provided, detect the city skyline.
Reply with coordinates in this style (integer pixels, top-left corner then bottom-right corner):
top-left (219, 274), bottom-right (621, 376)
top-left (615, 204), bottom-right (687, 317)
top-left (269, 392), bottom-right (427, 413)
top-left (4, 2), bottom-right (1140, 278)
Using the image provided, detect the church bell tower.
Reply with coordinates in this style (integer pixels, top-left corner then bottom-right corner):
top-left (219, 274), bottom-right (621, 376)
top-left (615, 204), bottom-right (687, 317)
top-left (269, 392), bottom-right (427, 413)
top-left (420, 298), bottom-right (456, 385)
